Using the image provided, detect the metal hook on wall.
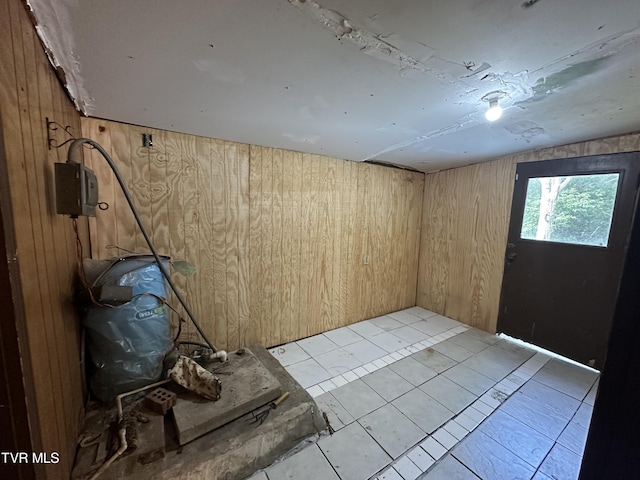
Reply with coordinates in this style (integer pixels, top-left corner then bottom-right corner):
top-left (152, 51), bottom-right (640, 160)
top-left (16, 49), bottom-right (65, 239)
top-left (46, 117), bottom-right (75, 150)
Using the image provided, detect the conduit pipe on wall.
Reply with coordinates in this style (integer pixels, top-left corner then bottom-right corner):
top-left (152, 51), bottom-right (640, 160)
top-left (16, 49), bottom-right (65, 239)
top-left (66, 138), bottom-right (225, 359)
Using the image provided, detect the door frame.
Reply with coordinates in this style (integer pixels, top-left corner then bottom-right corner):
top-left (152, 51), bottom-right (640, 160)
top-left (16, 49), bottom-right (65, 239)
top-left (0, 108), bottom-right (36, 480)
top-left (497, 152), bottom-right (640, 368)
top-left (579, 177), bottom-right (640, 478)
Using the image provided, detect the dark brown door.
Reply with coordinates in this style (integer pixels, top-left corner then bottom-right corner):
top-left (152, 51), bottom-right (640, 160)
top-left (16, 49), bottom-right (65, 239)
top-left (497, 152), bottom-right (640, 369)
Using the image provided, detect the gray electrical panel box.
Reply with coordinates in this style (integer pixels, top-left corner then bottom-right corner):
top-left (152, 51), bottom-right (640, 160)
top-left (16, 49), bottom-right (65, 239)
top-left (55, 163), bottom-right (99, 217)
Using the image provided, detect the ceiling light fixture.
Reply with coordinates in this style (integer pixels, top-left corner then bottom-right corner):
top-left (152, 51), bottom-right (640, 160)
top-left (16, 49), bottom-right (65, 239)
top-left (485, 98), bottom-right (503, 121)
top-left (481, 90), bottom-right (507, 122)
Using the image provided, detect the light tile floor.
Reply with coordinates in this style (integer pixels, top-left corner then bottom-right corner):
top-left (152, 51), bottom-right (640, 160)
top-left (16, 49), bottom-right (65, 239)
top-left (251, 307), bottom-right (599, 480)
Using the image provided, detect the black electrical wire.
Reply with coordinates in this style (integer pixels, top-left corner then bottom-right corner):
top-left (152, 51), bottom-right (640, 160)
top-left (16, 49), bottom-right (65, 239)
top-left (67, 138), bottom-right (218, 352)
top-left (178, 341), bottom-right (212, 349)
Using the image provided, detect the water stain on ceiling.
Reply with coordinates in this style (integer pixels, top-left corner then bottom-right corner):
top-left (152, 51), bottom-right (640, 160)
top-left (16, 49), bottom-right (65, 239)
top-left (523, 57), bottom-right (612, 103)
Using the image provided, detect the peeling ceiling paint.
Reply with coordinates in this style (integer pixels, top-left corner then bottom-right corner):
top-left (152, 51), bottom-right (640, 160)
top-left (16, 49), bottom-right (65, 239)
top-left (27, 0), bottom-right (94, 114)
top-left (289, 0), bottom-right (435, 73)
top-left (26, 0), bottom-right (640, 172)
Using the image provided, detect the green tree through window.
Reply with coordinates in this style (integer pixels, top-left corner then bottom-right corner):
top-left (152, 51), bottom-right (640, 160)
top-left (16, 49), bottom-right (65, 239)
top-left (521, 173), bottom-right (619, 247)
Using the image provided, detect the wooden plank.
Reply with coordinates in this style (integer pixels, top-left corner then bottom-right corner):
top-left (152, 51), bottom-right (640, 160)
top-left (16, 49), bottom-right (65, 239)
top-left (478, 160), bottom-right (514, 330)
top-left (398, 170), bottom-right (410, 306)
top-left (6, 0), bottom-right (63, 468)
top-left (195, 136), bottom-right (215, 345)
top-left (290, 151), bottom-right (303, 340)
top-left (282, 151), bottom-right (300, 342)
top-left (299, 153), bottom-right (313, 339)
top-left (350, 163), bottom-right (369, 321)
top-left (210, 138), bottom-right (228, 349)
top-left (128, 126), bottom-right (152, 254)
top-left (345, 160), bottom-right (359, 323)
top-left (388, 170), bottom-right (404, 309)
top-left (309, 155), bottom-right (324, 336)
top-left (181, 133), bottom-right (201, 342)
top-left (332, 159), bottom-right (345, 329)
top-left (83, 118), bottom-right (117, 259)
top-left (319, 156), bottom-right (334, 333)
top-left (618, 132), bottom-right (640, 152)
top-left (337, 160), bottom-right (352, 327)
top-left (148, 128), bottom-right (170, 255)
top-left (329, 157), bottom-right (342, 330)
top-left (368, 166), bottom-right (386, 317)
top-left (109, 121), bottom-right (136, 253)
top-left (79, 119), bottom-right (99, 254)
top-left (1, 1), bottom-right (87, 476)
top-left (280, 149), bottom-right (293, 344)
top-left (41, 11), bottom-right (84, 479)
top-left (260, 147), bottom-right (274, 345)
top-left (248, 145), bottom-right (263, 346)
top-left (25, 25), bottom-right (81, 477)
top-left (362, 163), bottom-right (376, 320)
top-left (40, 29), bottom-right (85, 471)
top-left (224, 141), bottom-right (240, 350)
top-left (377, 168), bottom-right (393, 313)
top-left (164, 132), bottom-right (188, 336)
top-left (236, 142), bottom-right (250, 347)
top-left (0, 22), bottom-right (54, 465)
top-left (271, 148), bottom-right (283, 344)
top-left (172, 348), bottom-right (282, 445)
top-left (406, 172), bottom-right (424, 307)
top-left (464, 164), bottom-right (484, 326)
top-left (146, 128), bottom-right (187, 335)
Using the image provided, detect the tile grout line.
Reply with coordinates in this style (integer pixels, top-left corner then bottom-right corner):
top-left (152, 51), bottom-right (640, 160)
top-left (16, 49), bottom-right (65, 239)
top-left (258, 309), bottom-right (599, 480)
top-left (300, 325), bottom-right (469, 397)
top-left (371, 353), bottom-right (553, 479)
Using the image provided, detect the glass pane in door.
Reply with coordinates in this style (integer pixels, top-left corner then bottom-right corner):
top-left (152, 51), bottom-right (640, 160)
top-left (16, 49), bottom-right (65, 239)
top-left (520, 173), bottom-right (619, 247)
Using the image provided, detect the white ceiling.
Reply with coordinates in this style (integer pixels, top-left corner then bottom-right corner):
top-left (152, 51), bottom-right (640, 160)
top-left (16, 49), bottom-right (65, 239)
top-left (29, 0), bottom-right (640, 172)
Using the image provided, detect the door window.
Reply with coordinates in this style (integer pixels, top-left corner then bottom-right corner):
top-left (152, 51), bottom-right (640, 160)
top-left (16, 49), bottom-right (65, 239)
top-left (520, 173), bottom-right (620, 247)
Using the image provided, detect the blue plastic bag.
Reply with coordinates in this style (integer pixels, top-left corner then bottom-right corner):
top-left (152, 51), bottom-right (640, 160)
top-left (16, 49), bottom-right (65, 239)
top-left (82, 256), bottom-right (174, 402)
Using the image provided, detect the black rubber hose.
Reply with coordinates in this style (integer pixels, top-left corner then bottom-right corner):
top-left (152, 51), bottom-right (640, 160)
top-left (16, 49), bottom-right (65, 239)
top-left (67, 138), bottom-right (217, 352)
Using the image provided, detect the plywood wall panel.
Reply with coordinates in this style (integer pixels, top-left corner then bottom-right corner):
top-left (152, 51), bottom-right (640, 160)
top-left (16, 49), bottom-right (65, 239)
top-left (299, 153), bottom-right (313, 339)
top-left (86, 119), bottom-right (117, 256)
top-left (248, 145), bottom-right (263, 346)
top-left (344, 161), bottom-right (359, 323)
top-left (23, 26), bottom-right (76, 459)
top-left (6, 1), bottom-right (63, 463)
top-left (84, 119), bottom-right (424, 350)
top-left (210, 139), bottom-right (228, 347)
top-left (196, 136), bottom-right (215, 343)
top-left (417, 132), bottom-right (640, 334)
top-left (182, 133), bottom-right (201, 342)
top-left (280, 149), bottom-right (294, 344)
top-left (260, 147), bottom-right (275, 343)
top-left (418, 160), bottom-right (516, 332)
top-left (328, 158), bottom-right (342, 333)
top-left (237, 143), bottom-right (251, 347)
top-left (0, 0), bottom-right (85, 477)
top-left (223, 141), bottom-right (240, 349)
top-left (270, 147), bottom-right (284, 344)
top-left (109, 121), bottom-right (137, 253)
top-left (148, 128), bottom-right (169, 258)
top-left (291, 151), bottom-right (304, 339)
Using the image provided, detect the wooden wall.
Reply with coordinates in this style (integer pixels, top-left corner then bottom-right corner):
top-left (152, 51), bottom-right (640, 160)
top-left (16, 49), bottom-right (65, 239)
top-left (0, 0), bottom-right (87, 478)
top-left (81, 118), bottom-right (424, 351)
top-left (417, 131), bottom-right (640, 333)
